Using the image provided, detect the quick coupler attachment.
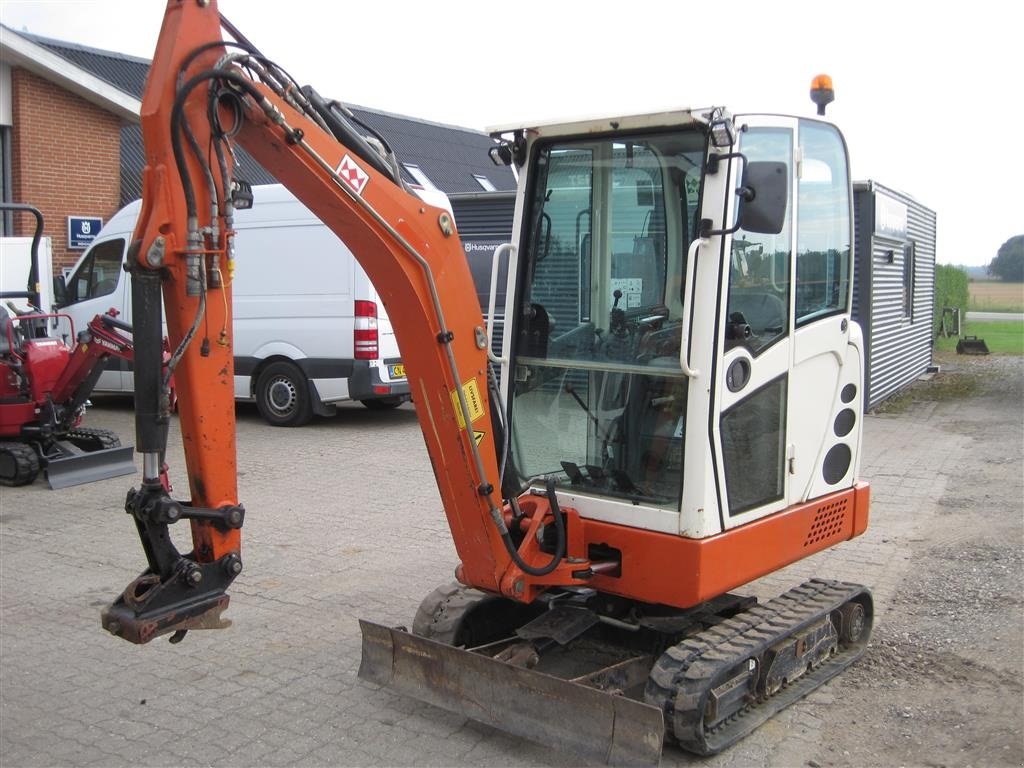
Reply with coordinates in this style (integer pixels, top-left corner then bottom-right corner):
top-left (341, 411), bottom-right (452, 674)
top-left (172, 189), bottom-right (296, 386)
top-left (101, 483), bottom-right (244, 644)
top-left (101, 554), bottom-right (241, 644)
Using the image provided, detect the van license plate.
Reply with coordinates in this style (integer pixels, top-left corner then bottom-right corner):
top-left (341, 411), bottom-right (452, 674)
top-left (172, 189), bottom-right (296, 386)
top-left (388, 363), bottom-right (406, 379)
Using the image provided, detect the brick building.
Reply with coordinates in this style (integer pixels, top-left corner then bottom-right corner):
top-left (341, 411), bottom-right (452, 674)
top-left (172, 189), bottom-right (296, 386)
top-left (1, 28), bottom-right (139, 271)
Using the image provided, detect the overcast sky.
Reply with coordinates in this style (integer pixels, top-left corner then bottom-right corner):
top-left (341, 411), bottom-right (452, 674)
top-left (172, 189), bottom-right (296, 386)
top-left (2, 0), bottom-right (1022, 267)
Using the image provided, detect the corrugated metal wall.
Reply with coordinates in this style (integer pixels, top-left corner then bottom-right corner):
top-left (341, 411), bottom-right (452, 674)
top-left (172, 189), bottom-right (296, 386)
top-left (451, 193), bottom-right (516, 238)
top-left (852, 181), bottom-right (936, 409)
top-left (450, 193), bottom-right (516, 357)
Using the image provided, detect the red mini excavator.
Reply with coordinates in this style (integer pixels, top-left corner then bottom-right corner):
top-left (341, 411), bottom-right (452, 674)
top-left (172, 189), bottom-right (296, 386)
top-left (100, 4), bottom-right (873, 763)
top-left (0, 203), bottom-right (137, 489)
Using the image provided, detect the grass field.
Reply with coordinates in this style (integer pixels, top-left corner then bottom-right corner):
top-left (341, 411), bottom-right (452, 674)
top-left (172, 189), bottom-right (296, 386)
top-left (935, 319), bottom-right (1024, 355)
top-left (968, 281), bottom-right (1024, 312)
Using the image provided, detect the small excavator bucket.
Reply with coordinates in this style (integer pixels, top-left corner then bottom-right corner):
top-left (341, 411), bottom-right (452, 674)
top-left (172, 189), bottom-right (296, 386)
top-left (45, 442), bottom-right (136, 489)
top-left (956, 335), bottom-right (989, 355)
top-left (358, 620), bottom-right (665, 767)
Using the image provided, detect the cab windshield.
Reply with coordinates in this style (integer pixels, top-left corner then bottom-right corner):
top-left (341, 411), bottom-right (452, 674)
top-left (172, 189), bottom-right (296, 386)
top-left (509, 130), bottom-right (706, 509)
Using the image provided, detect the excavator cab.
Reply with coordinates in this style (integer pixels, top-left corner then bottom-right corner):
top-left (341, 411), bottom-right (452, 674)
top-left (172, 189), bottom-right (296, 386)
top-left (497, 112), bottom-right (864, 540)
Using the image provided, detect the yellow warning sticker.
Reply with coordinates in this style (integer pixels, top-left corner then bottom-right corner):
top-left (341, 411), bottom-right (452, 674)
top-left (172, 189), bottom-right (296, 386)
top-left (473, 430), bottom-right (486, 446)
top-left (451, 379), bottom-right (485, 429)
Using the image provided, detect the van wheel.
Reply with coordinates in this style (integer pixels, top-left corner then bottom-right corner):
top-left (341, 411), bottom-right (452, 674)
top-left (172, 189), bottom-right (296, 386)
top-left (361, 397), bottom-right (404, 410)
top-left (255, 361), bottom-right (313, 427)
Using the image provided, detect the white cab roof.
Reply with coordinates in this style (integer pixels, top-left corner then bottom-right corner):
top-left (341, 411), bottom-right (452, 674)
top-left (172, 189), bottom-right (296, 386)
top-left (487, 107), bottom-right (712, 139)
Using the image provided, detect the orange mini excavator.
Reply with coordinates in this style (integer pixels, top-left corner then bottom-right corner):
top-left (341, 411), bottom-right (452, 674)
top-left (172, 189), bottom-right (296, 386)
top-left (101, 3), bottom-right (871, 763)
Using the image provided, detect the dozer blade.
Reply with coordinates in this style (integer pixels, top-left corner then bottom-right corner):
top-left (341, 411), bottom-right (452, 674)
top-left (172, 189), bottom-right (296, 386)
top-left (358, 620), bottom-right (665, 767)
top-left (45, 443), bottom-right (137, 489)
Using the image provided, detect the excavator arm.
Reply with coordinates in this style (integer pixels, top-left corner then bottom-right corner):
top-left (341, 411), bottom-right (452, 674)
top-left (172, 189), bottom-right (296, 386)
top-left (102, 0), bottom-right (587, 645)
top-left (50, 311), bottom-right (135, 410)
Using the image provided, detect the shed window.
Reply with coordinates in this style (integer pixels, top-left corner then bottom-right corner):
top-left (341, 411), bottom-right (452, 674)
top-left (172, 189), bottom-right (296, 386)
top-left (472, 174), bottom-right (497, 192)
top-left (903, 241), bottom-right (915, 320)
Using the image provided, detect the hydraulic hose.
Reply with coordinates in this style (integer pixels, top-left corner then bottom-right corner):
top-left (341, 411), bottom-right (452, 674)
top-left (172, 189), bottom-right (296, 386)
top-left (499, 479), bottom-right (565, 577)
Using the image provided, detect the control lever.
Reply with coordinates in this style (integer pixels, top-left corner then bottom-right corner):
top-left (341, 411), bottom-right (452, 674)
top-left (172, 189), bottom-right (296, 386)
top-left (727, 312), bottom-right (752, 341)
top-left (609, 289), bottom-right (627, 337)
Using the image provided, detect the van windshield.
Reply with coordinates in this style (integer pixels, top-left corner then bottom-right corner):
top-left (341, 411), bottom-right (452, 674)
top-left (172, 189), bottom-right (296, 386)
top-left (63, 239), bottom-right (125, 306)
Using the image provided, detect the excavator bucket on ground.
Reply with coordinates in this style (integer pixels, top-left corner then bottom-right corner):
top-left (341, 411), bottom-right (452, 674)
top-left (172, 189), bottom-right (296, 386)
top-left (358, 620), bottom-right (666, 767)
top-left (956, 336), bottom-right (989, 355)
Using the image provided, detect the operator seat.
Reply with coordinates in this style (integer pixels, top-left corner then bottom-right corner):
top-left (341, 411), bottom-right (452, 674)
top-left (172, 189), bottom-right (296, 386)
top-left (728, 292), bottom-right (787, 336)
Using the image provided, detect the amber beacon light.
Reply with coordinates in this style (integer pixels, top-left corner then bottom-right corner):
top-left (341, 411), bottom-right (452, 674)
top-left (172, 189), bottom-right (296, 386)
top-left (810, 74), bottom-right (835, 115)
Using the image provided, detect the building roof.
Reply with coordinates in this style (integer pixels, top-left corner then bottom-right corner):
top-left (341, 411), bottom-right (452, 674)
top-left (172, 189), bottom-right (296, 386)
top-left (16, 30), bottom-right (514, 203)
top-left (15, 32), bottom-right (151, 100)
top-left (0, 25), bottom-right (140, 121)
top-left (349, 107), bottom-right (513, 195)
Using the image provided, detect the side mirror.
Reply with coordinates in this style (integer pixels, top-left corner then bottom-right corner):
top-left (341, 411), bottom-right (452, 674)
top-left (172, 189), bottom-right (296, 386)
top-left (737, 161), bottom-right (788, 235)
top-left (52, 275), bottom-right (67, 308)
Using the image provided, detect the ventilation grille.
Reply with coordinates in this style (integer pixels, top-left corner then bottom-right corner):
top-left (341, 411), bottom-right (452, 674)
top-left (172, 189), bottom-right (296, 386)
top-left (803, 498), bottom-right (849, 547)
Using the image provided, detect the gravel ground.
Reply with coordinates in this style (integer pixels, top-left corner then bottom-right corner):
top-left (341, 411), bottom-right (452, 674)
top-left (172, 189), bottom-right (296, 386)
top-left (807, 351), bottom-right (1024, 768)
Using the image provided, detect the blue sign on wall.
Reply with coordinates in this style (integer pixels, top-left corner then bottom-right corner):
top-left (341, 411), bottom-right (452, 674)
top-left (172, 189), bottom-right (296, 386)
top-left (68, 216), bottom-right (103, 249)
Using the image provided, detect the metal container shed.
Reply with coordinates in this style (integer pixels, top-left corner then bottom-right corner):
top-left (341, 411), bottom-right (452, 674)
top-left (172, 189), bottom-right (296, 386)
top-left (852, 181), bottom-right (937, 409)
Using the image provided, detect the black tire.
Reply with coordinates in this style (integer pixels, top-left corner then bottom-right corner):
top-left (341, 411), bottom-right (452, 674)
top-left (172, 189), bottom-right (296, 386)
top-left (255, 361), bottom-right (312, 427)
top-left (65, 427), bottom-right (121, 452)
top-left (0, 441), bottom-right (41, 486)
top-left (360, 397), bottom-right (404, 411)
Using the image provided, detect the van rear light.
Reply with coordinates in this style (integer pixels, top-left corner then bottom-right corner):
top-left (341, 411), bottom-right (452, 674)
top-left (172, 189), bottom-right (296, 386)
top-left (354, 300), bottom-right (378, 360)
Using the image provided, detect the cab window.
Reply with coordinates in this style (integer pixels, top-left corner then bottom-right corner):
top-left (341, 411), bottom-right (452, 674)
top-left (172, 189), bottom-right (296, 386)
top-left (795, 121), bottom-right (851, 325)
top-left (510, 131), bottom-right (705, 510)
top-left (727, 128), bottom-right (793, 355)
top-left (65, 239), bottom-right (125, 304)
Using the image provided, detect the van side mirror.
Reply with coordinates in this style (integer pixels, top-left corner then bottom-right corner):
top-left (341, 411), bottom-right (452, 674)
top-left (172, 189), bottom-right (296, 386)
top-left (736, 161), bottom-right (788, 235)
top-left (231, 179), bottom-right (254, 210)
top-left (52, 275), bottom-right (67, 308)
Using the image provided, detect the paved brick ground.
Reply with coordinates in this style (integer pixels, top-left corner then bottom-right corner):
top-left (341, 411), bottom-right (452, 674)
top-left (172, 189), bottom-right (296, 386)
top-left (0, 360), bottom-right (1019, 768)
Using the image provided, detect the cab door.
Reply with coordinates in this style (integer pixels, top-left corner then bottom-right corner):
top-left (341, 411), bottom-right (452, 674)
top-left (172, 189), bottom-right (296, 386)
top-left (714, 117), bottom-right (797, 529)
top-left (714, 116), bottom-right (856, 529)
top-left (786, 119), bottom-right (857, 503)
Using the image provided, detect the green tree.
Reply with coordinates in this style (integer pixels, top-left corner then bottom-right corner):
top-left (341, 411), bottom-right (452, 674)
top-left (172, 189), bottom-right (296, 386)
top-left (988, 235), bottom-right (1024, 281)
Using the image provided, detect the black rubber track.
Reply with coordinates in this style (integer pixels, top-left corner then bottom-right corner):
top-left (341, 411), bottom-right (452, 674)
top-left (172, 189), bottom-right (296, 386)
top-left (0, 441), bottom-right (41, 486)
top-left (645, 579), bottom-right (873, 755)
top-left (65, 427), bottom-right (121, 452)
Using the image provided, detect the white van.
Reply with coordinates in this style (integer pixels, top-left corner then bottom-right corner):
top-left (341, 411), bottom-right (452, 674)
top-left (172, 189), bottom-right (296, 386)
top-left (56, 184), bottom-right (409, 426)
top-left (1, 235), bottom-right (55, 315)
